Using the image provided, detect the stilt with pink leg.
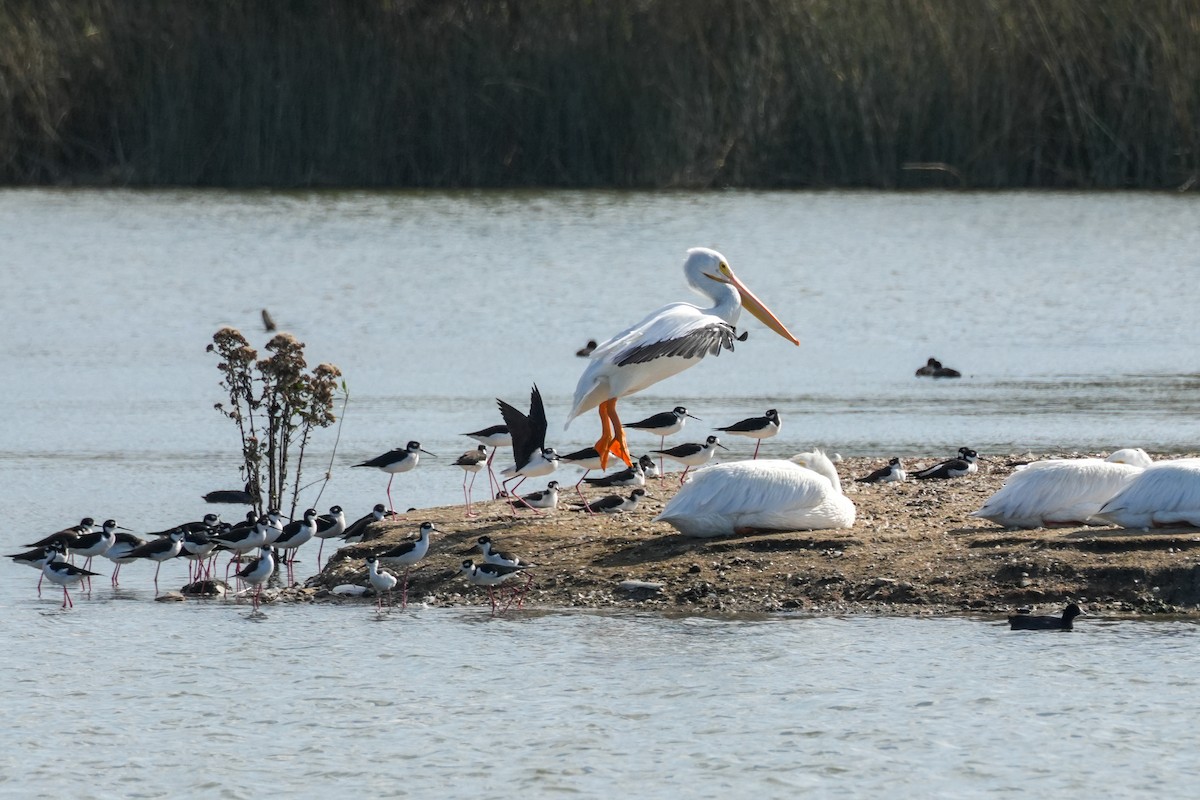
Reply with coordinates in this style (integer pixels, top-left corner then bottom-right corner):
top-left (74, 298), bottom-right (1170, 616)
top-left (498, 385), bottom-right (560, 513)
top-left (462, 424), bottom-right (512, 502)
top-left (715, 409), bottom-right (780, 460)
top-left (42, 556), bottom-right (101, 609)
top-left (312, 506), bottom-right (346, 572)
top-left (375, 522), bottom-right (436, 609)
top-left (458, 559), bottom-right (530, 615)
top-left (453, 446), bottom-right (488, 517)
top-left (366, 556), bottom-right (398, 612)
top-left (8, 542), bottom-right (67, 597)
top-left (352, 441), bottom-right (434, 513)
top-left (125, 530), bottom-right (185, 595)
top-left (234, 547), bottom-right (275, 612)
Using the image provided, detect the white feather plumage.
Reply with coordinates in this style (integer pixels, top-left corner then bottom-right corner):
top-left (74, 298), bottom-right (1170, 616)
top-left (1096, 457), bottom-right (1200, 529)
top-left (972, 448), bottom-right (1152, 528)
top-left (654, 451), bottom-right (855, 538)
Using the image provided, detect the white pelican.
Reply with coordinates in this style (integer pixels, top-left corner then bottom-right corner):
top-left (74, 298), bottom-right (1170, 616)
top-left (972, 448), bottom-right (1152, 529)
top-left (654, 450), bottom-right (855, 538)
top-left (566, 248), bottom-right (799, 469)
top-left (1095, 457), bottom-right (1200, 529)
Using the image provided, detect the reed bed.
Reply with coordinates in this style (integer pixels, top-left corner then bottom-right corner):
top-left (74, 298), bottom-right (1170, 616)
top-left (1, 0), bottom-right (1197, 188)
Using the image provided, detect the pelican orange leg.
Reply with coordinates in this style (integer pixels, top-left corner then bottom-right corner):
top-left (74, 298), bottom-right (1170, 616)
top-left (594, 398), bottom-right (633, 470)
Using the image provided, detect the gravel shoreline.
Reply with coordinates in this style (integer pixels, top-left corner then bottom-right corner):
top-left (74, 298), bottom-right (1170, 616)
top-left (288, 453), bottom-right (1200, 617)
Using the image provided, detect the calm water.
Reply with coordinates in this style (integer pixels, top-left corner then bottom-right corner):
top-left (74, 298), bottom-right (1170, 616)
top-left (3, 189), bottom-right (1200, 796)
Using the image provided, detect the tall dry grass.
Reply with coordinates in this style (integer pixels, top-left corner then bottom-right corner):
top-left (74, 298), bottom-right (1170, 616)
top-left (0, 0), bottom-right (1197, 188)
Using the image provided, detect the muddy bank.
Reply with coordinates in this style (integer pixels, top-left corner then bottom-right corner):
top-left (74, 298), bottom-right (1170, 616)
top-left (298, 454), bottom-right (1200, 616)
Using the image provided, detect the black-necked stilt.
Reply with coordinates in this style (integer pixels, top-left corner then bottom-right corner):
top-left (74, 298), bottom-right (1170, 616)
top-left (180, 529), bottom-right (218, 584)
top-left (454, 445), bottom-right (489, 516)
top-left (201, 481), bottom-right (258, 505)
top-left (576, 339), bottom-right (598, 357)
top-left (376, 521), bottom-right (437, 608)
top-left (583, 460), bottom-right (645, 488)
top-left (353, 441), bottom-right (434, 513)
top-left (474, 535), bottom-right (535, 569)
top-left (519, 481), bottom-right (559, 510)
top-left (638, 454), bottom-right (660, 480)
top-left (24, 517), bottom-right (95, 550)
top-left (70, 519), bottom-right (124, 588)
top-left (212, 516), bottom-right (270, 585)
top-left (916, 357), bottom-right (961, 378)
top-left (474, 536), bottom-right (535, 608)
top-left (126, 529), bottom-right (185, 594)
top-left (574, 487), bottom-right (650, 514)
top-left (312, 505), bottom-right (346, 571)
top-left (911, 447), bottom-right (978, 480)
top-left (652, 435), bottom-right (728, 483)
top-left (565, 248), bottom-right (800, 471)
top-left (462, 424), bottom-right (512, 498)
top-left (457, 559), bottom-right (530, 614)
top-left (855, 457), bottom-right (907, 484)
top-left (235, 547), bottom-right (275, 611)
top-left (274, 508), bottom-right (319, 584)
top-left (365, 555), bottom-right (398, 611)
top-left (498, 385), bottom-right (560, 510)
top-left (559, 445), bottom-right (606, 505)
top-left (715, 409), bottom-right (780, 459)
top-left (103, 531), bottom-right (146, 586)
top-left (1009, 603), bottom-right (1082, 631)
top-left (9, 541), bottom-right (66, 596)
top-left (628, 406), bottom-right (700, 474)
top-left (145, 513), bottom-right (221, 539)
top-left (42, 555), bottom-right (101, 609)
top-left (340, 504), bottom-right (395, 544)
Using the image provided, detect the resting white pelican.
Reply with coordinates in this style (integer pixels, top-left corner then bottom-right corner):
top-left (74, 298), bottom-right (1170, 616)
top-left (654, 450), bottom-right (855, 538)
top-left (566, 248), bottom-right (799, 469)
top-left (1095, 457), bottom-right (1200, 529)
top-left (972, 448), bottom-right (1153, 529)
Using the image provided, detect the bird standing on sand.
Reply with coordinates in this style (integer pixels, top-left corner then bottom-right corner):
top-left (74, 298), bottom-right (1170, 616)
top-left (462, 424), bottom-right (512, 499)
top-left (1008, 603), bottom-right (1082, 630)
top-left (353, 441), bottom-right (435, 513)
top-left (652, 435), bottom-right (728, 483)
top-left (715, 409), bottom-right (780, 459)
top-left (454, 445), bottom-right (489, 516)
top-left (498, 385), bottom-right (560, 510)
top-left (566, 247), bottom-right (799, 470)
top-left (376, 521), bottom-right (437, 609)
top-left (911, 447), bottom-right (978, 480)
top-left (856, 457), bottom-right (906, 484)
